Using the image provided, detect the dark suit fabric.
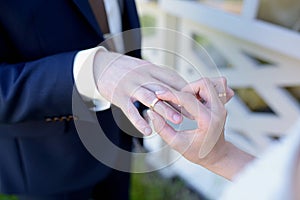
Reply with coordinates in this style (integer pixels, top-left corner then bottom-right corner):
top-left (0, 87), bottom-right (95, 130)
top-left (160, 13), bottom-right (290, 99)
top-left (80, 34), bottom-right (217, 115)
top-left (0, 0), bottom-right (140, 198)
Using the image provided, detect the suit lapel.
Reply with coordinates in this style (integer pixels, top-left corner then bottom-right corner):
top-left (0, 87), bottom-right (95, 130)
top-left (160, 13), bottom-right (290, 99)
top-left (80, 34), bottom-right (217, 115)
top-left (72, 0), bottom-right (102, 35)
top-left (71, 0), bottom-right (141, 58)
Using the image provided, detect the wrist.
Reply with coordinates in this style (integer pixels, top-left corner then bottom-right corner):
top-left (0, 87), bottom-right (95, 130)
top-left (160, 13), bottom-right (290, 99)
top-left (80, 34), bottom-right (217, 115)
top-left (93, 50), bottom-right (148, 99)
top-left (199, 140), bottom-right (231, 169)
top-left (93, 50), bottom-right (121, 97)
top-left (200, 141), bottom-right (255, 180)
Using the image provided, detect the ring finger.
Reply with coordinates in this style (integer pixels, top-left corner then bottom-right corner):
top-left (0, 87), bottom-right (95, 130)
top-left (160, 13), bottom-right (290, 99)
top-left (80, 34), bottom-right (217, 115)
top-left (132, 86), bottom-right (183, 124)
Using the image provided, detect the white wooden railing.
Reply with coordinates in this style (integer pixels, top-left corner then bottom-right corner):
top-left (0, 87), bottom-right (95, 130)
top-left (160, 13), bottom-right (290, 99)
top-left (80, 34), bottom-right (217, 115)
top-left (136, 0), bottom-right (300, 199)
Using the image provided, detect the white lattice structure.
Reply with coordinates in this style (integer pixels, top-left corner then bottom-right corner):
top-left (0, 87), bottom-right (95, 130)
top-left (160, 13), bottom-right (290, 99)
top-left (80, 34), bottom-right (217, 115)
top-left (136, 0), bottom-right (300, 199)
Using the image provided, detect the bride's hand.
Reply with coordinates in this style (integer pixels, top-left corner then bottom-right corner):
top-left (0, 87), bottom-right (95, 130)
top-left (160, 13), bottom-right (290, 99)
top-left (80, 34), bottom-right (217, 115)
top-left (147, 77), bottom-right (233, 164)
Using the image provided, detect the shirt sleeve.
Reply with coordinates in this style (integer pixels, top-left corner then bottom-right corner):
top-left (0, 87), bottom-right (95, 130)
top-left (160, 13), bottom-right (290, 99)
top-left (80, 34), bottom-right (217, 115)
top-left (73, 46), bottom-right (111, 111)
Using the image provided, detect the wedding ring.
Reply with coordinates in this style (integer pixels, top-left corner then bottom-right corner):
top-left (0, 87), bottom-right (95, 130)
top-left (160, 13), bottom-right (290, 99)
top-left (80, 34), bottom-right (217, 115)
top-left (218, 92), bottom-right (226, 98)
top-left (150, 97), bottom-right (160, 110)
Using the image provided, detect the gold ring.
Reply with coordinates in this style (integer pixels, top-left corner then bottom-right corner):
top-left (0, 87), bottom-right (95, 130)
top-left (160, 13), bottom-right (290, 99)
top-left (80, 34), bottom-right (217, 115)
top-left (218, 92), bottom-right (226, 98)
top-left (150, 98), bottom-right (160, 110)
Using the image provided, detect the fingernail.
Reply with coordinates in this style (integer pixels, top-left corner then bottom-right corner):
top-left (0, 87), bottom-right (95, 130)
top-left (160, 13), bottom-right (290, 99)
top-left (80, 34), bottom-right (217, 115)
top-left (173, 113), bottom-right (182, 123)
top-left (147, 110), bottom-right (155, 120)
top-left (144, 127), bottom-right (152, 136)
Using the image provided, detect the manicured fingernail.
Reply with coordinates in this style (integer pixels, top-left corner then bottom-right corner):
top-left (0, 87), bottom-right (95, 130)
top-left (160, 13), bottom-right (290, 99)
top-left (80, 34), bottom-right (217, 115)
top-left (173, 113), bottom-right (182, 122)
top-left (144, 127), bottom-right (152, 136)
top-left (147, 110), bottom-right (155, 120)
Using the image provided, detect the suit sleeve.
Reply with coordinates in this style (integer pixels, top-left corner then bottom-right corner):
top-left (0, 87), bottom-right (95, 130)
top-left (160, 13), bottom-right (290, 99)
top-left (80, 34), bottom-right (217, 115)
top-left (0, 51), bottom-right (78, 123)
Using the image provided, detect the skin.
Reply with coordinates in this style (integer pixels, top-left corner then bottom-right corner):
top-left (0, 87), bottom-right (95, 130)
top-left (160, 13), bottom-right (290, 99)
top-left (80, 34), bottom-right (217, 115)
top-left (147, 78), bottom-right (254, 180)
top-left (93, 50), bottom-right (254, 180)
top-left (93, 51), bottom-right (187, 136)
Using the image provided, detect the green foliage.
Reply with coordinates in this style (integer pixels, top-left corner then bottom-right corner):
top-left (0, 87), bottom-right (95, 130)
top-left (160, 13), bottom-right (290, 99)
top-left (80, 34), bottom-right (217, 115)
top-left (0, 154), bottom-right (205, 200)
top-left (234, 88), bottom-right (272, 113)
top-left (193, 34), bottom-right (211, 47)
top-left (140, 15), bottom-right (157, 36)
top-left (0, 194), bottom-right (18, 200)
top-left (140, 15), bottom-right (156, 27)
top-left (130, 172), bottom-right (204, 200)
top-left (130, 147), bottom-right (205, 200)
top-left (0, 173), bottom-right (203, 200)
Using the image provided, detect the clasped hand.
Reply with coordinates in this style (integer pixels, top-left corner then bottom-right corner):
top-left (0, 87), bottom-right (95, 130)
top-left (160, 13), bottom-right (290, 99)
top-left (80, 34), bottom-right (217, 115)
top-left (147, 77), bottom-right (234, 165)
top-left (94, 51), bottom-right (187, 135)
top-left (93, 51), bottom-right (234, 164)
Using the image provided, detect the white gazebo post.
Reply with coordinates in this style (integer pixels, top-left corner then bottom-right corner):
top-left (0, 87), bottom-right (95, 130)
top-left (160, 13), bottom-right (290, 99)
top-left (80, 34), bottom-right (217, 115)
top-left (242, 0), bottom-right (260, 19)
top-left (137, 0), bottom-right (300, 199)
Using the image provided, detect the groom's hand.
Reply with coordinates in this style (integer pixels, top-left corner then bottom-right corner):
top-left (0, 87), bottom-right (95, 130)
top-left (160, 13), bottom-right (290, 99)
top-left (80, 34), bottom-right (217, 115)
top-left (93, 51), bottom-right (188, 136)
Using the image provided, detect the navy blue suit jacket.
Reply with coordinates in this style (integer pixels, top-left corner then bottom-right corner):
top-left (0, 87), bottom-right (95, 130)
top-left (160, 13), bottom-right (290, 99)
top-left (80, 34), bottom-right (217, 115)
top-left (0, 0), bottom-right (141, 195)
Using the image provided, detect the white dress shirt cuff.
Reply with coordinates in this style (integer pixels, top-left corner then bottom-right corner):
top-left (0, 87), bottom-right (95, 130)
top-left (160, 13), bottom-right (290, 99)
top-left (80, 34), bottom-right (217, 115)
top-left (73, 46), bottom-right (111, 111)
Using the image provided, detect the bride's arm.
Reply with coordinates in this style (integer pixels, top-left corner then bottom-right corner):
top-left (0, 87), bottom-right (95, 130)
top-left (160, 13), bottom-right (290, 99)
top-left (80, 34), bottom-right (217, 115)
top-left (147, 77), bottom-right (254, 180)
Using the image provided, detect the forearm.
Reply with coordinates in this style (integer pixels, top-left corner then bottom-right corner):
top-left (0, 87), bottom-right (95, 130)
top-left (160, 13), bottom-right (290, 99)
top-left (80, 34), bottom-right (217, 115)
top-left (0, 51), bottom-right (77, 123)
top-left (201, 141), bottom-right (255, 181)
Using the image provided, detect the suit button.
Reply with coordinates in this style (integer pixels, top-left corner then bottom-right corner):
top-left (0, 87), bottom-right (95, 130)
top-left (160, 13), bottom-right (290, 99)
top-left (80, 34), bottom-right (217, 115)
top-left (45, 115), bottom-right (78, 122)
top-left (45, 118), bottom-right (52, 122)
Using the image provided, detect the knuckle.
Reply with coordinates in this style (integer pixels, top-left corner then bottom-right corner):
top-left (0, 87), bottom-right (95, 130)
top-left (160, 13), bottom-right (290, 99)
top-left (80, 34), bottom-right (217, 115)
top-left (142, 91), bottom-right (155, 104)
top-left (135, 118), bottom-right (147, 128)
top-left (182, 83), bottom-right (192, 92)
top-left (203, 77), bottom-right (211, 84)
top-left (185, 93), bottom-right (195, 102)
top-left (201, 77), bottom-right (209, 82)
top-left (220, 76), bottom-right (227, 86)
top-left (167, 69), bottom-right (180, 81)
top-left (125, 106), bottom-right (146, 128)
top-left (126, 105), bottom-right (137, 118)
top-left (168, 69), bottom-right (178, 77)
top-left (200, 77), bottom-right (211, 86)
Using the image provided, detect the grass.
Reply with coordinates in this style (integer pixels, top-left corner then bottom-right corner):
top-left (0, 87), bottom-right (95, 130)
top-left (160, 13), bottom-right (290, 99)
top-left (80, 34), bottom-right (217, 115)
top-left (130, 172), bottom-right (205, 200)
top-left (0, 174), bottom-right (204, 200)
top-left (0, 149), bottom-right (206, 200)
top-left (129, 146), bottom-right (206, 200)
top-left (0, 195), bottom-right (17, 200)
